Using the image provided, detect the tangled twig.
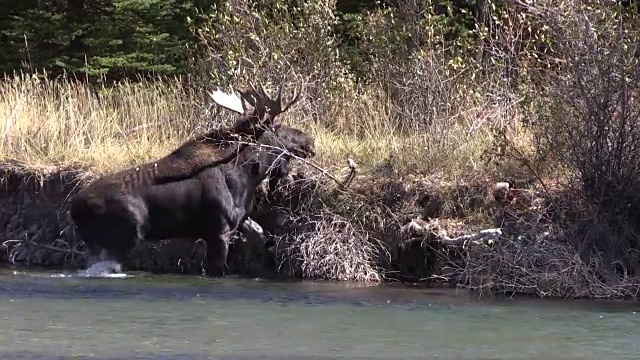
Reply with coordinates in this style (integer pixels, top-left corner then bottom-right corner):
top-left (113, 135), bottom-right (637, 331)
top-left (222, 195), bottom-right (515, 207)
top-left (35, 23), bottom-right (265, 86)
top-left (402, 216), bottom-right (502, 248)
top-left (274, 209), bottom-right (386, 282)
top-left (216, 138), bottom-right (358, 190)
top-left (2, 237), bottom-right (87, 265)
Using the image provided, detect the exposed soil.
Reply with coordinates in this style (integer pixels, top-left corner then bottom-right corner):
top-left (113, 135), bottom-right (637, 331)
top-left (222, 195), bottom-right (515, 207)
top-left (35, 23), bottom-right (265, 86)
top-left (0, 164), bottom-right (83, 268)
top-left (4, 162), bottom-right (636, 300)
top-left (0, 162), bottom-right (498, 280)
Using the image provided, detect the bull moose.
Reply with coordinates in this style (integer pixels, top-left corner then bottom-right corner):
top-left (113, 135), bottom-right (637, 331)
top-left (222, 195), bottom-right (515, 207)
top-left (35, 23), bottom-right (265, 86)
top-left (78, 83), bottom-right (301, 194)
top-left (70, 83), bottom-right (314, 277)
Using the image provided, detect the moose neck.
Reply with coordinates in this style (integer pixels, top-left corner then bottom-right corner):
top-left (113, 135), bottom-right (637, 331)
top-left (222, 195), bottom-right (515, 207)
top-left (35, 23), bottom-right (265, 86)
top-left (233, 130), bottom-right (290, 189)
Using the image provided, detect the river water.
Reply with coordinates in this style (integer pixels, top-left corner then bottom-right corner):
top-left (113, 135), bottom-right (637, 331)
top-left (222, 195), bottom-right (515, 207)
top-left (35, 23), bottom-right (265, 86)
top-left (0, 266), bottom-right (638, 360)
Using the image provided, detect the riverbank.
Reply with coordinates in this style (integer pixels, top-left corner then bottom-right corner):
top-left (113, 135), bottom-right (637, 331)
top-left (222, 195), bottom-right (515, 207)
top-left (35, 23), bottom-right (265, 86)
top-left (2, 74), bottom-right (640, 300)
top-left (1, 160), bottom-right (639, 300)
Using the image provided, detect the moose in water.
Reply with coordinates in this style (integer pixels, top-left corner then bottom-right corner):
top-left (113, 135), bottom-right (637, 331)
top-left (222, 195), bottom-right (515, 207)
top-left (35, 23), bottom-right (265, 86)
top-left (70, 82), bottom-right (315, 277)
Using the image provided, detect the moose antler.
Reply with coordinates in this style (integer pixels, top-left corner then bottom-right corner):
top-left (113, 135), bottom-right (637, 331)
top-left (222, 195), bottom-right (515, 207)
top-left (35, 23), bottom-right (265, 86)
top-left (208, 89), bottom-right (245, 113)
top-left (209, 82), bottom-right (304, 131)
top-left (266, 83), bottom-right (303, 117)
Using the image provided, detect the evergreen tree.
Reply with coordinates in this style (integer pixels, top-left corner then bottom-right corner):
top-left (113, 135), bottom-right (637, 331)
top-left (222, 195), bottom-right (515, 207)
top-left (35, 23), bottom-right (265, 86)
top-left (0, 0), bottom-right (215, 81)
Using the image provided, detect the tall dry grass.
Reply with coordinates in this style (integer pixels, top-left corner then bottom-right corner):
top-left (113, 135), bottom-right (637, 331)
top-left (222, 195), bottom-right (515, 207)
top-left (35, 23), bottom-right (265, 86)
top-left (3, 0), bottom-right (639, 296)
top-left (0, 73), bottom-right (205, 173)
top-left (0, 71), bottom-right (530, 182)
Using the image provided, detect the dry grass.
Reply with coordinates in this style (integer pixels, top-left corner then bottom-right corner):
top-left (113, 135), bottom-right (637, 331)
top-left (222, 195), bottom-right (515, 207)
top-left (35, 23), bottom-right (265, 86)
top-left (2, 72), bottom-right (638, 298)
top-left (0, 71), bottom-right (533, 182)
top-left (0, 72), bottom-right (204, 173)
top-left (4, 2), bottom-right (640, 297)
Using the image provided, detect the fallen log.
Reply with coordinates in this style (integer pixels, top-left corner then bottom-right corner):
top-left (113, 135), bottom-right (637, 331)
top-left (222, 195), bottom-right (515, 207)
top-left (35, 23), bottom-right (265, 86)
top-left (401, 217), bottom-right (502, 248)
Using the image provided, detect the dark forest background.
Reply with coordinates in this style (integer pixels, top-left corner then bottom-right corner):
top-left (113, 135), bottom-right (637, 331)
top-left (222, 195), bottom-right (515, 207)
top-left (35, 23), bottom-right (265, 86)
top-left (8, 0), bottom-right (635, 82)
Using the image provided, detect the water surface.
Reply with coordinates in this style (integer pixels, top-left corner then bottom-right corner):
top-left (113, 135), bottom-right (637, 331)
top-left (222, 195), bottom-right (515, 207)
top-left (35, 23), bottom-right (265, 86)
top-left (0, 267), bottom-right (638, 359)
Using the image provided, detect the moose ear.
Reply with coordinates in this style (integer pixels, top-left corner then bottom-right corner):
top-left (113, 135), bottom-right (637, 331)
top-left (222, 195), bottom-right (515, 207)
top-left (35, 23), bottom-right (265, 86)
top-left (208, 89), bottom-right (244, 114)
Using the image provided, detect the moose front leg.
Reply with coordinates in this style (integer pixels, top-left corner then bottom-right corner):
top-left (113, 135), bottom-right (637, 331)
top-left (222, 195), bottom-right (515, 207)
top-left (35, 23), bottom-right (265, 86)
top-left (238, 218), bottom-right (266, 276)
top-left (203, 232), bottom-right (232, 277)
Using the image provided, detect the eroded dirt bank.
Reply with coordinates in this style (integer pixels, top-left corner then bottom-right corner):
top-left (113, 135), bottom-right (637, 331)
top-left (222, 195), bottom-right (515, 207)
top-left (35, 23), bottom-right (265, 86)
top-left (1, 163), bottom-right (639, 300)
top-left (0, 164), bottom-right (82, 268)
top-left (0, 162), bottom-right (488, 279)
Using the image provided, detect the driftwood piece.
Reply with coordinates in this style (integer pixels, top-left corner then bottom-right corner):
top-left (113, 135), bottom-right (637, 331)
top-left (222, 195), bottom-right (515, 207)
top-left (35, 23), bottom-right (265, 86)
top-left (401, 217), bottom-right (502, 248)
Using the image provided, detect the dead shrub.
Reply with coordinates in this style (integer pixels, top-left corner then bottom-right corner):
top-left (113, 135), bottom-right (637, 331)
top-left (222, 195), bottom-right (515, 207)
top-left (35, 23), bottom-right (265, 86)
top-left (442, 233), bottom-right (640, 300)
top-left (249, 172), bottom-right (388, 282)
top-left (522, 0), bottom-right (640, 276)
top-left (273, 208), bottom-right (386, 282)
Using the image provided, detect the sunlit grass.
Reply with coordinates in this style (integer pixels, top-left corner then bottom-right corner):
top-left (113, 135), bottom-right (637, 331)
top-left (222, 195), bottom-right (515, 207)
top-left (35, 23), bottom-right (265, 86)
top-left (0, 71), bottom-right (535, 183)
top-left (0, 72), bottom-right (202, 173)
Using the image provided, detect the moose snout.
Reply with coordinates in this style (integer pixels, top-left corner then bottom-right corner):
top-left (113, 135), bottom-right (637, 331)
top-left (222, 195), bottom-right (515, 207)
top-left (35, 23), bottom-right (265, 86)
top-left (303, 139), bottom-right (316, 157)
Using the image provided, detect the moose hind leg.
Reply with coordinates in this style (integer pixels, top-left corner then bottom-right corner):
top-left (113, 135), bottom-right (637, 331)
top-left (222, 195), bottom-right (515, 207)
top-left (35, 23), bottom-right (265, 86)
top-left (203, 232), bottom-right (232, 277)
top-left (122, 195), bottom-right (149, 249)
top-left (85, 212), bottom-right (143, 268)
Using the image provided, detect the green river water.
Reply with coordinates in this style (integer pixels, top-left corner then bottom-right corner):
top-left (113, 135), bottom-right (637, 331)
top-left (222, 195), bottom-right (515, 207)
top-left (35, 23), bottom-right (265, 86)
top-left (0, 265), bottom-right (638, 360)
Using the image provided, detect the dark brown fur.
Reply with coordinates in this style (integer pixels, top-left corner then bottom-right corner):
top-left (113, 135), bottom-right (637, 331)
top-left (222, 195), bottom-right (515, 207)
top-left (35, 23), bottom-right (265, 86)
top-left (83, 117), bottom-right (272, 196)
